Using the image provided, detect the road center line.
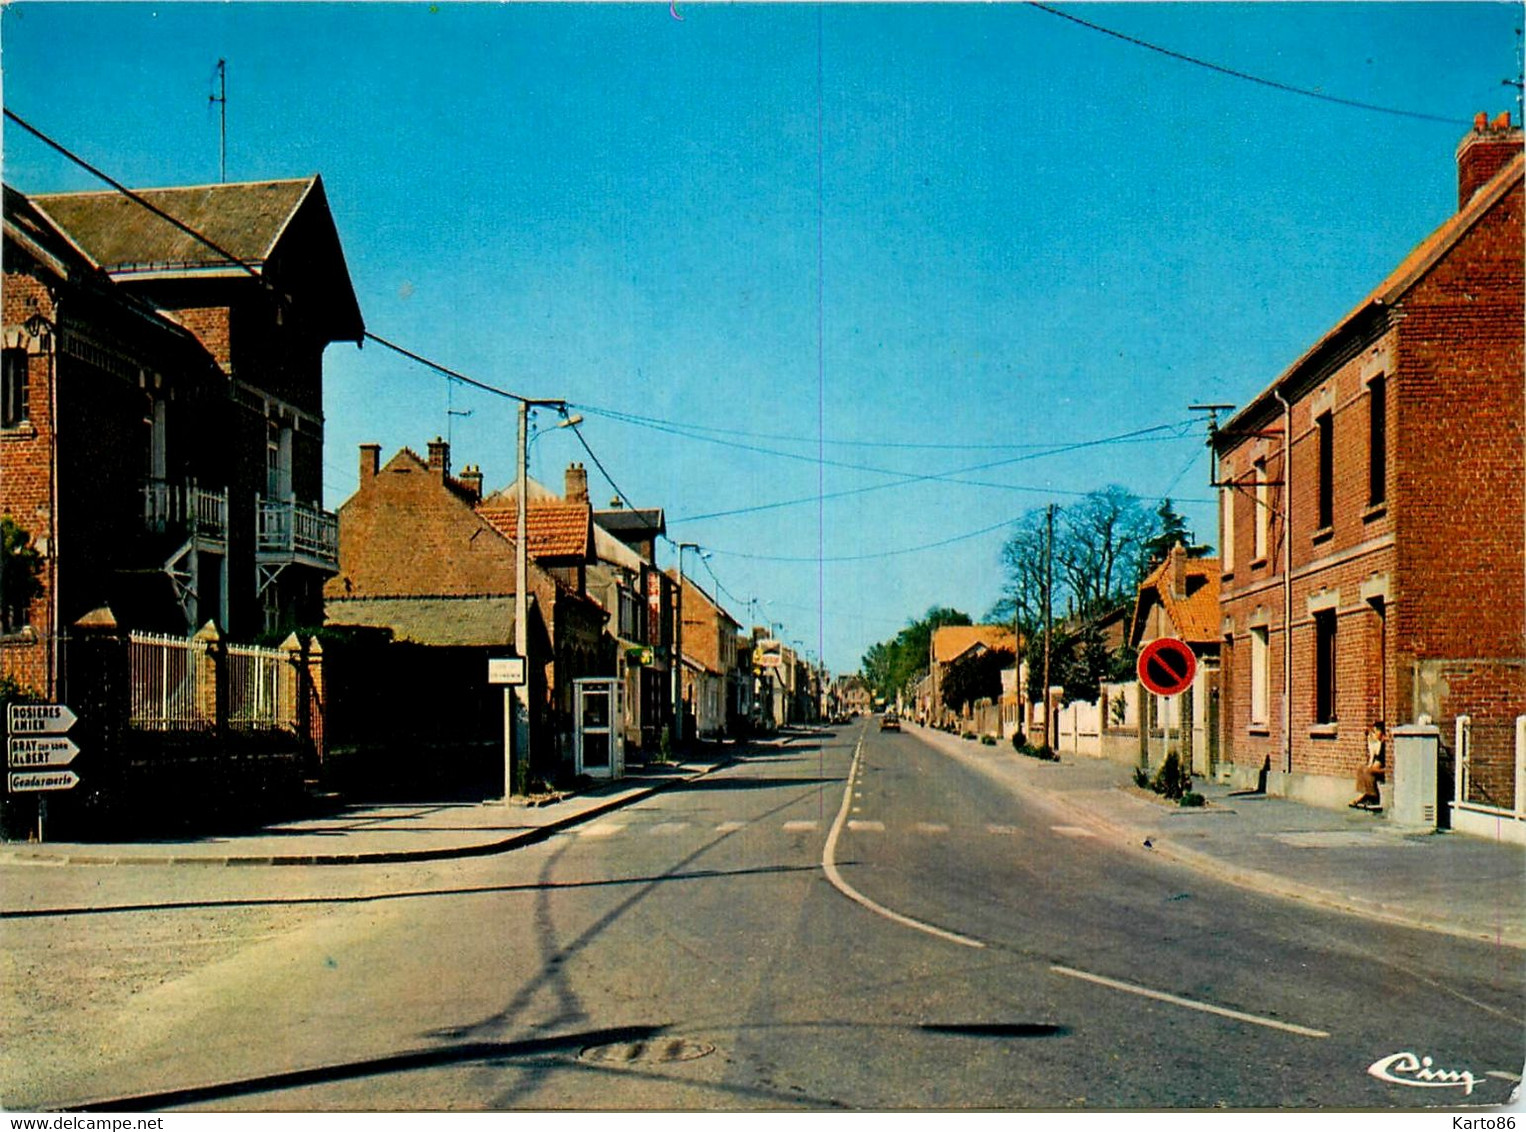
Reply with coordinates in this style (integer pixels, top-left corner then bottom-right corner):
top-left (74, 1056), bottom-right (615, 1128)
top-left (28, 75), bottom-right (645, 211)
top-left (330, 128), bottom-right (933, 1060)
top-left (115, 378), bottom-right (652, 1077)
top-left (1049, 964), bottom-right (1329, 1038)
top-left (821, 737), bottom-right (985, 950)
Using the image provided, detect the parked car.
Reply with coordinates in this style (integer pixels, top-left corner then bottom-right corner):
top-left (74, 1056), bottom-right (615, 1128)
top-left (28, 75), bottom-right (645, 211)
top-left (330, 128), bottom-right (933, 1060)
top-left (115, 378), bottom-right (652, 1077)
top-left (880, 712), bottom-right (900, 732)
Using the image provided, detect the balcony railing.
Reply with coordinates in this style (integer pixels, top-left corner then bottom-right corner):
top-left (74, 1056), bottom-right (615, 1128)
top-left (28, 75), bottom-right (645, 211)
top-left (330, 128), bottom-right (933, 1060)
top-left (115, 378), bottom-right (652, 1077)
top-left (144, 480), bottom-right (229, 544)
top-left (257, 497), bottom-right (339, 570)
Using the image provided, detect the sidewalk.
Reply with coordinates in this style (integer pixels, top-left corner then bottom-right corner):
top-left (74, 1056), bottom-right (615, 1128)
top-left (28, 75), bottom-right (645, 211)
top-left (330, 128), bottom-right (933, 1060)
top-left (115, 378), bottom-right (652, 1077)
top-left (909, 723), bottom-right (1526, 950)
top-left (0, 756), bottom-right (734, 868)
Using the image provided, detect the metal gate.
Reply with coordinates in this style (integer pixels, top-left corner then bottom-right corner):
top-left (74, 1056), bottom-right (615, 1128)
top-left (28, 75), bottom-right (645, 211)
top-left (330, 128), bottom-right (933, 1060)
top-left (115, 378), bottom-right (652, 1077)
top-left (574, 677), bottom-right (624, 780)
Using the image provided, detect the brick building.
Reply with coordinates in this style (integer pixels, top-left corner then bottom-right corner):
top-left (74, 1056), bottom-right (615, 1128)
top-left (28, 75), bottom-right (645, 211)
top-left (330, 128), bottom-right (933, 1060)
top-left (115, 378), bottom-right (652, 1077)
top-left (673, 572), bottom-right (742, 738)
top-left (1213, 114), bottom-right (1523, 836)
top-left (3, 177), bottom-right (360, 694)
top-left (324, 441), bottom-right (611, 783)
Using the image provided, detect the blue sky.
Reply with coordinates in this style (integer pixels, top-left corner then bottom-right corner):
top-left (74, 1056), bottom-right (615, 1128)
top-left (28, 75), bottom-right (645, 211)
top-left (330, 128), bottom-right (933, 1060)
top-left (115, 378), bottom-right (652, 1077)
top-left (3, 2), bottom-right (1519, 672)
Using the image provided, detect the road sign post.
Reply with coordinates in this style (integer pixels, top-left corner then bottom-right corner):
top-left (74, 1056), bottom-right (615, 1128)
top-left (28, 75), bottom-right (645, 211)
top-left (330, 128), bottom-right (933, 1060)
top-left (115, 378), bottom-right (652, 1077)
top-left (6, 704), bottom-right (81, 841)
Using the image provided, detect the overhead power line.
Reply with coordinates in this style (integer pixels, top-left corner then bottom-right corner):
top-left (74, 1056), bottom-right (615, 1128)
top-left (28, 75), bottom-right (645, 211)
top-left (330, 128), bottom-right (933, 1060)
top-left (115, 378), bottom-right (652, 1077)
top-left (1027, 3), bottom-right (1473, 126)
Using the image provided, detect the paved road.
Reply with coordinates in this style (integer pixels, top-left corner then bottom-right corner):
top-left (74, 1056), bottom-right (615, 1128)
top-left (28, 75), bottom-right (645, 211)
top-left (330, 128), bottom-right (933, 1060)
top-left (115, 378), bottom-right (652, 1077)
top-left (3, 722), bottom-right (1520, 1111)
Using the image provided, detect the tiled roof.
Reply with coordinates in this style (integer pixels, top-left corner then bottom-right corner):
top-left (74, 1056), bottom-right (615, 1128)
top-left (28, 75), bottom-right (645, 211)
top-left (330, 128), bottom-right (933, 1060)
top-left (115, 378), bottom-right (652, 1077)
top-left (932, 624), bottom-right (1017, 665)
top-left (477, 502), bottom-right (591, 559)
top-left (324, 595), bottom-right (516, 647)
top-left (32, 178), bottom-right (315, 272)
top-left (1132, 555), bottom-right (1222, 645)
top-left (594, 508), bottom-right (666, 538)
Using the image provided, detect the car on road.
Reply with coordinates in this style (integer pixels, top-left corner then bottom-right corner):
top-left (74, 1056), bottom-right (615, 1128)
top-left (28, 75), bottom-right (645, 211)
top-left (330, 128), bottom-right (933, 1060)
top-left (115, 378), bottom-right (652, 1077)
top-left (880, 711), bottom-right (900, 731)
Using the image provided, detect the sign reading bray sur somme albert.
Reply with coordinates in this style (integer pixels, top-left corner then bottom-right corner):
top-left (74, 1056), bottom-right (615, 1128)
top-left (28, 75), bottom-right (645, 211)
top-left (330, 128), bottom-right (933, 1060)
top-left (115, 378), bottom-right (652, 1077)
top-left (7, 704), bottom-right (82, 793)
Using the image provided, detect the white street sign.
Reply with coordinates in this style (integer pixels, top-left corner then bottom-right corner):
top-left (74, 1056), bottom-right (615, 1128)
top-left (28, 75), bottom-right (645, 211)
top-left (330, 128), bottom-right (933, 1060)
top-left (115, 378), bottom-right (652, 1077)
top-left (488, 657), bottom-right (527, 686)
top-left (7, 704), bottom-right (78, 735)
top-left (7, 736), bottom-right (80, 768)
top-left (8, 769), bottom-right (80, 793)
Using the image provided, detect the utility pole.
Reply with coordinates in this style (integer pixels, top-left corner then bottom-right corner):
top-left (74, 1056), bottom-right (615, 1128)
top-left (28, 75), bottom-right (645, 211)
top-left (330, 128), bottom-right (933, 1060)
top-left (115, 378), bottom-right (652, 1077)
top-left (507, 397), bottom-right (566, 801)
top-left (210, 59), bottom-right (227, 183)
top-left (1042, 502), bottom-right (1054, 751)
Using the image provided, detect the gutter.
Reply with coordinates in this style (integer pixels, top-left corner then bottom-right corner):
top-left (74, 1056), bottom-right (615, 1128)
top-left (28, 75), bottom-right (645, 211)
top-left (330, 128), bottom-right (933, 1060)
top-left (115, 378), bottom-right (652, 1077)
top-left (1272, 386), bottom-right (1293, 776)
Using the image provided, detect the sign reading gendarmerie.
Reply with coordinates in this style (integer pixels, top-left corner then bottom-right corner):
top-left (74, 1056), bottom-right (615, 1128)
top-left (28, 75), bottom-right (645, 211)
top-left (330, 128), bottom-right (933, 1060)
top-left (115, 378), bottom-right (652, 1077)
top-left (8, 769), bottom-right (80, 793)
top-left (7, 704), bottom-right (79, 735)
top-left (7, 736), bottom-right (80, 768)
top-left (487, 657), bottom-right (527, 686)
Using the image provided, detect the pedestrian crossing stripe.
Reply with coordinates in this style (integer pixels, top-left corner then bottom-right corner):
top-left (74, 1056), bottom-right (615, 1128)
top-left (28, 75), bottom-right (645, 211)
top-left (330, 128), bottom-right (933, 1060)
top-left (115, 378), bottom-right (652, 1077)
top-left (782, 820), bottom-right (818, 831)
top-left (847, 820), bottom-right (885, 832)
top-left (914, 822), bottom-right (949, 834)
top-left (714, 821), bottom-right (745, 833)
top-left (1051, 825), bottom-right (1095, 837)
top-left (578, 823), bottom-right (625, 838)
top-left (986, 824), bottom-right (1020, 835)
top-left (648, 822), bottom-right (688, 835)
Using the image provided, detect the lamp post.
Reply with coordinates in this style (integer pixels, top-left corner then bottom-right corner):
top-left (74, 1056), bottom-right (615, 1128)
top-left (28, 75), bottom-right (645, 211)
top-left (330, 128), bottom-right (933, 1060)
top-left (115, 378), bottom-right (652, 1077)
top-left (506, 397), bottom-right (567, 801)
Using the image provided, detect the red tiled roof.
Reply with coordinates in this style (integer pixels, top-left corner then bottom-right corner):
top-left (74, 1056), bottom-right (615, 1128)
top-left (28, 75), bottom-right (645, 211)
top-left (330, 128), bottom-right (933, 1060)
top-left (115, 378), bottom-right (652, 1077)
top-left (477, 502), bottom-right (591, 560)
top-left (1132, 556), bottom-right (1222, 645)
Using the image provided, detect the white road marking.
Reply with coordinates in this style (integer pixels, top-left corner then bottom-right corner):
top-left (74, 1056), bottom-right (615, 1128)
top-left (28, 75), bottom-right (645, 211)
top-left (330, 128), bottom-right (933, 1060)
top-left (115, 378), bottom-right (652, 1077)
top-left (783, 820), bottom-right (818, 832)
top-left (578, 822), bottom-right (625, 838)
top-left (648, 822), bottom-right (688, 835)
top-left (1050, 825), bottom-right (1095, 837)
top-left (714, 821), bottom-right (745, 834)
top-left (847, 820), bottom-right (885, 832)
top-left (986, 824), bottom-right (1020, 835)
top-left (915, 822), bottom-right (949, 834)
top-left (1486, 1070), bottom-right (1522, 1083)
top-left (1049, 965), bottom-right (1329, 1038)
top-left (822, 737), bottom-right (985, 951)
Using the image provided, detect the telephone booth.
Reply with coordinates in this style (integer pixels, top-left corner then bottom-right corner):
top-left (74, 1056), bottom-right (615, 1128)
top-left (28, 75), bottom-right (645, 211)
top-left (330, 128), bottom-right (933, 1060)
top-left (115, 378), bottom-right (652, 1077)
top-left (574, 677), bottom-right (625, 780)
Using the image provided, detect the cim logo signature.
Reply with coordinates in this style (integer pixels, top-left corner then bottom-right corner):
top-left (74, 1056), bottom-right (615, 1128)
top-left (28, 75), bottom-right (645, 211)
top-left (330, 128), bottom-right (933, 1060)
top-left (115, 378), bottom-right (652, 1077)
top-left (1368, 1051), bottom-right (1482, 1096)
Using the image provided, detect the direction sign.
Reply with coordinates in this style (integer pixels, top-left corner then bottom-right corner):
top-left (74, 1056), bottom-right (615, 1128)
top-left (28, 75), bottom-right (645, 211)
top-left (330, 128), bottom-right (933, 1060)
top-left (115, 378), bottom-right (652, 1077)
top-left (1137, 637), bottom-right (1197, 697)
top-left (6, 703), bottom-right (78, 735)
top-left (7, 736), bottom-right (80, 768)
top-left (8, 769), bottom-right (80, 793)
top-left (487, 657), bottom-right (527, 686)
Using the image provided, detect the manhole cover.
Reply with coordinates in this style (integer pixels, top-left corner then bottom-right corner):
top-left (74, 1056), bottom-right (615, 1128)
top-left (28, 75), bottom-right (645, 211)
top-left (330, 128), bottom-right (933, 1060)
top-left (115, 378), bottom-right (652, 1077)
top-left (580, 1037), bottom-right (716, 1064)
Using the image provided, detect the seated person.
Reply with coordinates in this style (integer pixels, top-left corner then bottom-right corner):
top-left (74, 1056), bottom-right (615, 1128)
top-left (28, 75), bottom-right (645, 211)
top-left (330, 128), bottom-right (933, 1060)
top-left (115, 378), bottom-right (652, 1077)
top-left (1350, 721), bottom-right (1386, 809)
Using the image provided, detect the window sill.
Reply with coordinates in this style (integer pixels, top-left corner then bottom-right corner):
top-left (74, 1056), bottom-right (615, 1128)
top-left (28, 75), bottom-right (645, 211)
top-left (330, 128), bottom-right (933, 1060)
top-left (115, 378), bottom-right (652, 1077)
top-left (1221, 570), bottom-right (1234, 584)
top-left (1248, 724), bottom-right (1271, 736)
top-left (1309, 723), bottom-right (1339, 739)
top-left (0, 627), bottom-right (39, 646)
top-left (1, 424), bottom-right (38, 440)
top-left (1311, 526), bottom-right (1333, 546)
top-left (1362, 502), bottom-right (1387, 523)
top-left (1249, 557), bottom-right (1268, 570)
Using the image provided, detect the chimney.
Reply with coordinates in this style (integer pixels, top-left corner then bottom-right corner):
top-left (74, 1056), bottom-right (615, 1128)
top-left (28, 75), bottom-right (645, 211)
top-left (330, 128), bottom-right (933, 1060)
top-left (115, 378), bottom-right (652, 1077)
top-left (1458, 111), bottom-right (1524, 210)
top-left (565, 461), bottom-right (589, 504)
top-left (427, 436), bottom-right (449, 478)
top-left (359, 443), bottom-right (381, 482)
top-left (459, 464), bottom-right (483, 501)
top-left (1169, 542), bottom-right (1188, 600)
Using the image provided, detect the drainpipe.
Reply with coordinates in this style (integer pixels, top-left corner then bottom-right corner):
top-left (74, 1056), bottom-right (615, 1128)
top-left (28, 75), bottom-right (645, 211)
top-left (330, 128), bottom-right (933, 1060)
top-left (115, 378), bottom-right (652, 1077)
top-left (1272, 386), bottom-right (1293, 776)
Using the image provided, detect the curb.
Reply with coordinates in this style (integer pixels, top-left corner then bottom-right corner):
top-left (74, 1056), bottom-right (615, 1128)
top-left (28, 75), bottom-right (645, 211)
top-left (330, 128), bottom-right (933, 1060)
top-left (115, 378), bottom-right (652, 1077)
top-left (909, 727), bottom-right (1526, 951)
top-left (0, 759), bottom-right (734, 869)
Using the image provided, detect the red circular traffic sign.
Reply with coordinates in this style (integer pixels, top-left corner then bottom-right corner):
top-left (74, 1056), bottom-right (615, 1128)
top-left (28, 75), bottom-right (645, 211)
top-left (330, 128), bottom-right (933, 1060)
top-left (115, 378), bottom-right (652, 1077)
top-left (1137, 637), bottom-right (1197, 697)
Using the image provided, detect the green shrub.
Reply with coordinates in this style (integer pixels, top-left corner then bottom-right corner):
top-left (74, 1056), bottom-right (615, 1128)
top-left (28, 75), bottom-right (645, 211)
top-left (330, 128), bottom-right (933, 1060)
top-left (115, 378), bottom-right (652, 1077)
top-left (961, 731), bottom-right (977, 741)
top-left (1150, 751), bottom-right (1191, 801)
top-left (1032, 745), bottom-right (1058, 762)
top-left (980, 734), bottom-right (996, 746)
top-left (1180, 791), bottom-right (1205, 807)
top-left (1132, 766), bottom-right (1149, 789)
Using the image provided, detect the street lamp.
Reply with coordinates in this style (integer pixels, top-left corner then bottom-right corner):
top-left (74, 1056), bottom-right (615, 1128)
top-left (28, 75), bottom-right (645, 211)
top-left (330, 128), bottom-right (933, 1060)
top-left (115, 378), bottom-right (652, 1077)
top-left (506, 396), bottom-right (567, 801)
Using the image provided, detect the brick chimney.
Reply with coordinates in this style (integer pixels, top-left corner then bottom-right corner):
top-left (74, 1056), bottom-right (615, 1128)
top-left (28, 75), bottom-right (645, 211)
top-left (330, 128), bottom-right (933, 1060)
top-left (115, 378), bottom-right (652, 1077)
top-left (459, 464), bottom-right (483, 501)
top-left (359, 443), bottom-right (381, 482)
top-left (1169, 542), bottom-right (1188, 600)
top-left (427, 436), bottom-right (450, 478)
top-left (1458, 111), bottom-right (1524, 209)
top-left (565, 461), bottom-right (590, 504)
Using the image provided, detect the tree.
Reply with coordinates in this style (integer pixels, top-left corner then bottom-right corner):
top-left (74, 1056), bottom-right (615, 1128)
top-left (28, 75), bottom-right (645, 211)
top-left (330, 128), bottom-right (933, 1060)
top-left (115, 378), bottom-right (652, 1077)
top-left (1141, 498), bottom-right (1194, 567)
top-left (0, 516), bottom-right (42, 635)
top-left (861, 605), bottom-right (971, 703)
top-left (942, 647), bottom-right (1014, 714)
top-left (1055, 485), bottom-right (1156, 617)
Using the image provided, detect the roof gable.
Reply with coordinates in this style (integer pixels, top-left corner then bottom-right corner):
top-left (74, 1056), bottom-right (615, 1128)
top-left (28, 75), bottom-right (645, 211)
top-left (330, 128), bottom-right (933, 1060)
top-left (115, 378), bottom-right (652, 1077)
top-left (1131, 556), bottom-right (1222, 646)
top-left (932, 624), bottom-right (1017, 665)
top-left (478, 502), bottom-right (592, 560)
